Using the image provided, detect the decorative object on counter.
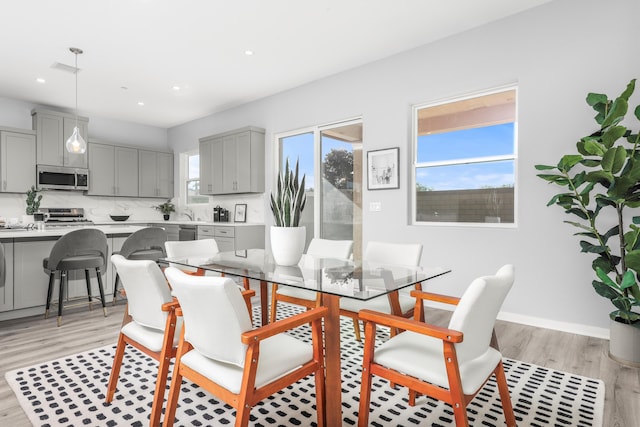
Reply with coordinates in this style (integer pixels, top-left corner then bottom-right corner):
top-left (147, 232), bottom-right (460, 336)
top-left (153, 199), bottom-right (175, 220)
top-left (213, 205), bottom-right (229, 222)
top-left (270, 158), bottom-right (306, 266)
top-left (536, 79), bottom-right (640, 367)
top-left (109, 215), bottom-right (130, 222)
top-left (234, 204), bottom-right (247, 223)
top-left (25, 186), bottom-right (43, 215)
top-left (65, 47), bottom-right (87, 154)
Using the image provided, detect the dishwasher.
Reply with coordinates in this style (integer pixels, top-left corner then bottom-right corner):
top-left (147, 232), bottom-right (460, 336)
top-left (178, 224), bottom-right (197, 241)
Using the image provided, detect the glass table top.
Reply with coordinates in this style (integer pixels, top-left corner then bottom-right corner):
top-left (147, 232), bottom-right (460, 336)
top-left (162, 249), bottom-right (450, 301)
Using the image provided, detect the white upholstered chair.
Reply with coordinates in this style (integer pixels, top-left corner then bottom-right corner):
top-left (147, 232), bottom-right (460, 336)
top-left (339, 241), bottom-right (423, 340)
top-left (164, 239), bottom-right (250, 289)
top-left (357, 265), bottom-right (517, 427)
top-left (105, 255), bottom-right (181, 427)
top-left (269, 238), bottom-right (353, 322)
top-left (163, 267), bottom-right (327, 427)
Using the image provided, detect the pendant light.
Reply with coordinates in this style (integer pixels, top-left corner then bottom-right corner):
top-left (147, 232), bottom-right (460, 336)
top-left (65, 47), bottom-right (86, 154)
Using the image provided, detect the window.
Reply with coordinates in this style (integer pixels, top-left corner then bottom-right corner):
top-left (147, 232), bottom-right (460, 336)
top-left (413, 87), bottom-right (517, 224)
top-left (277, 119), bottom-right (363, 257)
top-left (184, 152), bottom-right (209, 204)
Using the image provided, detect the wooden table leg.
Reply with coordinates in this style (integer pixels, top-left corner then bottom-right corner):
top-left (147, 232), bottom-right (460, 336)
top-left (323, 294), bottom-right (342, 426)
top-left (260, 280), bottom-right (268, 326)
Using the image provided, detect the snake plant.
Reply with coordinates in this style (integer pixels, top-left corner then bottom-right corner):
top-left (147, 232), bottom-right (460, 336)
top-left (270, 158), bottom-right (306, 227)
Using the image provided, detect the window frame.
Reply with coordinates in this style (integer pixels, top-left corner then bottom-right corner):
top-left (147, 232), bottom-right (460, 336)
top-left (181, 150), bottom-right (210, 206)
top-left (411, 84), bottom-right (518, 227)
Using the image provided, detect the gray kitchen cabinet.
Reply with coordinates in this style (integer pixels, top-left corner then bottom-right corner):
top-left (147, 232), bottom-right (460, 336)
top-left (139, 149), bottom-right (174, 198)
top-left (32, 109), bottom-right (88, 168)
top-left (199, 126), bottom-right (264, 195)
top-left (0, 128), bottom-right (36, 193)
top-left (88, 141), bottom-right (139, 197)
top-left (197, 224), bottom-right (264, 252)
top-left (0, 240), bottom-right (14, 312)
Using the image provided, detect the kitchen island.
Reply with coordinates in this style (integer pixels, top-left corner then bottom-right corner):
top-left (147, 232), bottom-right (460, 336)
top-left (0, 225), bottom-right (146, 321)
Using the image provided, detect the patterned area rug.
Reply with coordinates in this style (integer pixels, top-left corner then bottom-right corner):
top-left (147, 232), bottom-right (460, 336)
top-left (6, 304), bottom-right (604, 426)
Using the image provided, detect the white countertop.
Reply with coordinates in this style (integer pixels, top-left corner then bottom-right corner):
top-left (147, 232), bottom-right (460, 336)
top-left (0, 224), bottom-right (147, 239)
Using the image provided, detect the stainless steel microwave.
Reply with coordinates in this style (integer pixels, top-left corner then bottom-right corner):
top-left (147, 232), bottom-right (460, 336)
top-left (37, 165), bottom-right (89, 191)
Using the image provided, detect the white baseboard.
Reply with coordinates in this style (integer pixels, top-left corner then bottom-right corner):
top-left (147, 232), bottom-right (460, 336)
top-left (422, 301), bottom-right (610, 340)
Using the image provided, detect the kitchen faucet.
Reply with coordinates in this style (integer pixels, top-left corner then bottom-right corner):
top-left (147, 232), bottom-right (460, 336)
top-left (182, 208), bottom-right (194, 221)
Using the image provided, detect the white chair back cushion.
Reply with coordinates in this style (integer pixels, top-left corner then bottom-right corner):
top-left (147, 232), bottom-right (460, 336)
top-left (111, 255), bottom-right (173, 330)
top-left (164, 267), bottom-right (253, 367)
top-left (306, 238), bottom-right (353, 259)
top-left (364, 241), bottom-right (422, 267)
top-left (449, 264), bottom-right (515, 363)
top-left (165, 239), bottom-right (220, 259)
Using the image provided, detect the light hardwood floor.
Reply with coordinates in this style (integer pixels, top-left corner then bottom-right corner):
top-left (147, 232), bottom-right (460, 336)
top-left (0, 302), bottom-right (638, 426)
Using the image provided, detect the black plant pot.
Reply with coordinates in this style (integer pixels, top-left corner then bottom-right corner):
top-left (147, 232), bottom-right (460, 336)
top-left (163, 214), bottom-right (170, 220)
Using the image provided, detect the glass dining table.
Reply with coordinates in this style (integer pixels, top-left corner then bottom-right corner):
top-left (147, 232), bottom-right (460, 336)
top-left (161, 249), bottom-right (450, 426)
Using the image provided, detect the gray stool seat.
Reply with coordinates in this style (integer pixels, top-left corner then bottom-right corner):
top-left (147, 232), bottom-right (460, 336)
top-left (44, 228), bottom-right (109, 326)
top-left (44, 254), bottom-right (105, 270)
top-left (112, 227), bottom-right (167, 303)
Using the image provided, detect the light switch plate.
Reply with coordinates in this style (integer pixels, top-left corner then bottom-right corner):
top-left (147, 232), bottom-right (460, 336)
top-left (369, 202), bottom-right (381, 212)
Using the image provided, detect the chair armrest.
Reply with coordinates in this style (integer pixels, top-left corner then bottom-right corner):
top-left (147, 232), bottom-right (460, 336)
top-left (410, 290), bottom-right (461, 306)
top-left (161, 299), bottom-right (180, 312)
top-left (241, 307), bottom-right (328, 344)
top-left (359, 309), bottom-right (463, 343)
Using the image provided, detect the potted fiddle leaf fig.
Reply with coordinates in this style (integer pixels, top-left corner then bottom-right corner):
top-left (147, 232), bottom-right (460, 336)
top-left (269, 158), bottom-right (307, 265)
top-left (535, 79), bottom-right (640, 366)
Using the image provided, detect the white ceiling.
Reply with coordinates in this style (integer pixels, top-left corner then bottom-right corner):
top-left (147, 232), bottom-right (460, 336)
top-left (1, 0), bottom-right (552, 129)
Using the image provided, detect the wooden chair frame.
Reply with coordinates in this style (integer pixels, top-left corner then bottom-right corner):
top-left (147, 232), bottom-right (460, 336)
top-left (163, 306), bottom-right (328, 427)
top-left (357, 289), bottom-right (516, 427)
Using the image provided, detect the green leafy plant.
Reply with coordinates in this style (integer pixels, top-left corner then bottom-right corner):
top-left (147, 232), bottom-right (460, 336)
top-left (535, 79), bottom-right (640, 324)
top-left (25, 185), bottom-right (43, 215)
top-left (270, 158), bottom-right (306, 227)
top-left (153, 199), bottom-right (176, 215)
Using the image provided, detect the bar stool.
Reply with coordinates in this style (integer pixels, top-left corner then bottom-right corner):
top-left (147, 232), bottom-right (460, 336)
top-left (112, 227), bottom-right (167, 303)
top-left (44, 228), bottom-right (109, 326)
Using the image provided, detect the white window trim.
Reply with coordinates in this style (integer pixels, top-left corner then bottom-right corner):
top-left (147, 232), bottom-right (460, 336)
top-left (411, 84), bottom-right (519, 227)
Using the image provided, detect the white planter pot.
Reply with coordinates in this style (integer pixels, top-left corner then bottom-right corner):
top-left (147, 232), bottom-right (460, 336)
top-left (609, 318), bottom-right (640, 367)
top-left (270, 226), bottom-right (306, 266)
top-left (21, 214), bottom-right (35, 225)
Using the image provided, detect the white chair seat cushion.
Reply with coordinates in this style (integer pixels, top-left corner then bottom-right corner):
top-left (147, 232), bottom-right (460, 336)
top-left (181, 333), bottom-right (313, 394)
top-left (340, 292), bottom-right (415, 314)
top-left (276, 287), bottom-right (317, 301)
top-left (374, 330), bottom-right (502, 395)
top-left (122, 319), bottom-right (182, 352)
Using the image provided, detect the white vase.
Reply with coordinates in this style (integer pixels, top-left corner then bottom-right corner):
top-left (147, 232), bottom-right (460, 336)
top-left (270, 226), bottom-right (306, 266)
top-left (21, 214), bottom-right (35, 225)
top-left (609, 318), bottom-right (640, 367)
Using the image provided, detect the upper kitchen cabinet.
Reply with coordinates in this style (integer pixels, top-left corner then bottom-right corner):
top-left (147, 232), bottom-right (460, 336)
top-left (87, 141), bottom-right (139, 197)
top-left (139, 149), bottom-right (173, 198)
top-left (199, 126), bottom-right (265, 195)
top-left (32, 108), bottom-right (89, 168)
top-left (0, 127), bottom-right (36, 193)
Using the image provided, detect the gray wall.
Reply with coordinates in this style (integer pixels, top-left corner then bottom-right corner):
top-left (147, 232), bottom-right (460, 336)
top-left (168, 0), bottom-right (640, 336)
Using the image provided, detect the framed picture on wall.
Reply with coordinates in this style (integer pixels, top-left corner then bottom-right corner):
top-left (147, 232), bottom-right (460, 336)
top-left (234, 204), bottom-right (247, 223)
top-left (367, 147), bottom-right (399, 190)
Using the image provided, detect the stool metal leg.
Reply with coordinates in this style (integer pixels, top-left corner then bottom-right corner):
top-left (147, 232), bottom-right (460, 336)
top-left (96, 267), bottom-right (108, 317)
top-left (57, 270), bottom-right (67, 327)
top-left (45, 271), bottom-right (55, 319)
top-left (85, 269), bottom-right (93, 310)
top-left (112, 274), bottom-right (120, 305)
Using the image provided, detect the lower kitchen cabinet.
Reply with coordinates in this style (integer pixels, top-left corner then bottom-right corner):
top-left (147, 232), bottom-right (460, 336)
top-left (12, 237), bottom-right (116, 311)
top-left (0, 240), bottom-right (14, 312)
top-left (197, 224), bottom-right (264, 252)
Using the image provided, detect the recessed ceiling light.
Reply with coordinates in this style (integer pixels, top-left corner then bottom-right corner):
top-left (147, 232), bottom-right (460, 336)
top-left (172, 85), bottom-right (181, 91)
top-left (137, 101), bottom-right (145, 106)
top-left (244, 50), bottom-right (254, 56)
top-left (36, 78), bottom-right (46, 84)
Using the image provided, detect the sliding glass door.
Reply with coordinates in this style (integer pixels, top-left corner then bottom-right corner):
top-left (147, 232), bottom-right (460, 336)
top-left (278, 119), bottom-right (362, 257)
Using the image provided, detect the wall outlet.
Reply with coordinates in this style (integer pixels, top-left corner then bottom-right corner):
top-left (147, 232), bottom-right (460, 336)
top-left (369, 202), bottom-right (382, 212)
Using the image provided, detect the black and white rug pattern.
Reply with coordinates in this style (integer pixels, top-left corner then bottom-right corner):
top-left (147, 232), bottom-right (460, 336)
top-left (6, 304), bottom-right (604, 427)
